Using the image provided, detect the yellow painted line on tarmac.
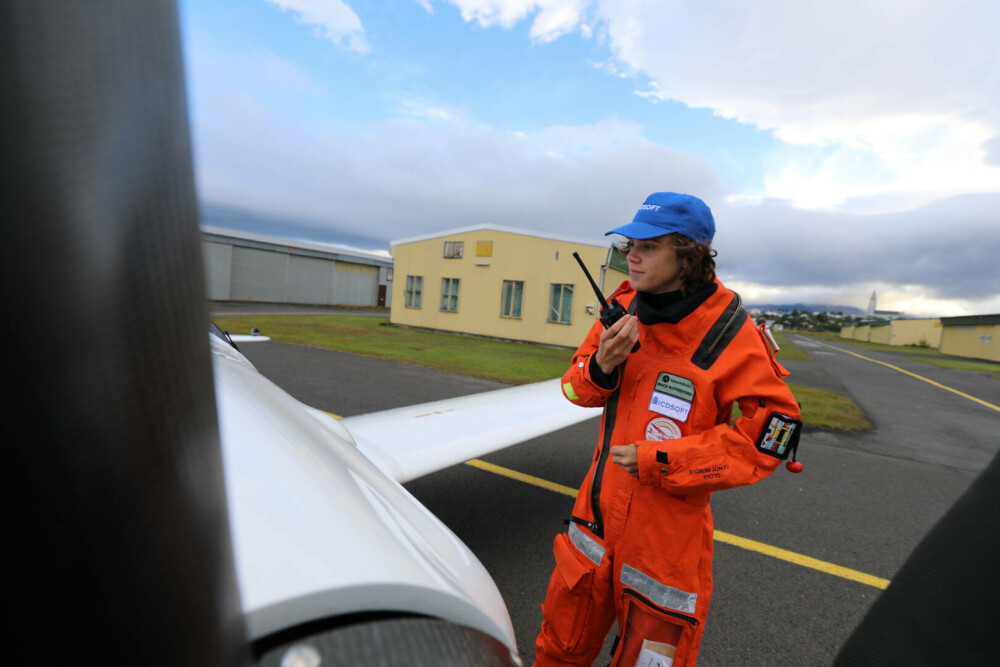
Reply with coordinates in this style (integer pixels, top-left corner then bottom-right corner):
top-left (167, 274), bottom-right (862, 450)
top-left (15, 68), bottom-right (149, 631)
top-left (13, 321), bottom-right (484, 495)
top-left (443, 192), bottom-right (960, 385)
top-left (713, 530), bottom-right (890, 589)
top-left (807, 338), bottom-right (1000, 414)
top-left (466, 458), bottom-right (890, 589)
top-left (466, 458), bottom-right (579, 497)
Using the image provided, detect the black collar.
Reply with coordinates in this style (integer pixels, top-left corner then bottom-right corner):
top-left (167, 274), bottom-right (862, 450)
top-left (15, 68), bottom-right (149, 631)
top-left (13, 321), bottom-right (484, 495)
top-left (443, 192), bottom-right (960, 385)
top-left (636, 283), bottom-right (718, 325)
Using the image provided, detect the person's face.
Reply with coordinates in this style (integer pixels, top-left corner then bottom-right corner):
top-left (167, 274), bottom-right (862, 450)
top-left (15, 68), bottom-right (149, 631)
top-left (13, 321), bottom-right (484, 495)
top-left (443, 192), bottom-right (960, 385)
top-left (625, 235), bottom-right (685, 293)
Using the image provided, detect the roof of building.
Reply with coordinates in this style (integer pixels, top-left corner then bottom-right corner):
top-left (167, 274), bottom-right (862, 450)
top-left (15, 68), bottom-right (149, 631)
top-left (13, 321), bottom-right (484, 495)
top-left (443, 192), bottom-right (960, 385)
top-left (390, 223), bottom-right (610, 249)
top-left (201, 225), bottom-right (393, 267)
top-left (940, 314), bottom-right (1000, 326)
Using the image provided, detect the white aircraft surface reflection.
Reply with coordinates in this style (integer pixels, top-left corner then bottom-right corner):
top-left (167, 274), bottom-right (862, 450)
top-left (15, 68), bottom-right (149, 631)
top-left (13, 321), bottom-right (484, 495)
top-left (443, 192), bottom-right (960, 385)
top-left (210, 326), bottom-right (598, 664)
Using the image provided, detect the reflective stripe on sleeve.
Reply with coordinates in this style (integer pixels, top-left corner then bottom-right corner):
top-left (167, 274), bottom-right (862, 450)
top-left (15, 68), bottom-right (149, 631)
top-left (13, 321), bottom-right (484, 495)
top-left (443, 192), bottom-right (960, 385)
top-left (568, 522), bottom-right (605, 565)
top-left (562, 382), bottom-right (579, 401)
top-left (620, 563), bottom-right (697, 615)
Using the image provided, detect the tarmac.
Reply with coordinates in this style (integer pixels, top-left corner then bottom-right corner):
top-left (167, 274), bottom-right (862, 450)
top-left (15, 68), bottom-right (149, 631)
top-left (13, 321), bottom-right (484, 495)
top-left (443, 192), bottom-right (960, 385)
top-left (231, 323), bottom-right (999, 665)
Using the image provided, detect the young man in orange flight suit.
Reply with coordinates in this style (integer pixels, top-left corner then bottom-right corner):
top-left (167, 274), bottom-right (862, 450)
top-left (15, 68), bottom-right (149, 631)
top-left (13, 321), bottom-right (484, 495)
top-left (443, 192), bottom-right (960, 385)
top-left (535, 192), bottom-right (803, 667)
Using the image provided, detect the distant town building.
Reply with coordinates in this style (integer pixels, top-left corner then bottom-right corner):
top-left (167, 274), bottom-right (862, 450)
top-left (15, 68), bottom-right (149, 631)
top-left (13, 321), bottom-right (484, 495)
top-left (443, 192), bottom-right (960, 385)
top-left (866, 290), bottom-right (903, 320)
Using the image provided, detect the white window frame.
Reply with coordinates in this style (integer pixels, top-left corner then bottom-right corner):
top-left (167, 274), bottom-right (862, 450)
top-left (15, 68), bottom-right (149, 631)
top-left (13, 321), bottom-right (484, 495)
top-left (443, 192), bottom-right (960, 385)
top-left (441, 277), bottom-right (460, 312)
top-left (548, 283), bottom-right (574, 324)
top-left (405, 275), bottom-right (422, 308)
top-left (500, 280), bottom-right (524, 319)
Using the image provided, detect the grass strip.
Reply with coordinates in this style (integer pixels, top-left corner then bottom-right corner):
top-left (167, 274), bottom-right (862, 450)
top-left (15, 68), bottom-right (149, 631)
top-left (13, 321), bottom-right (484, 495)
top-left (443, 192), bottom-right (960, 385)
top-left (787, 383), bottom-right (871, 431)
top-left (214, 315), bottom-right (573, 385)
top-left (216, 314), bottom-right (869, 430)
top-left (771, 330), bottom-right (811, 361)
top-left (909, 358), bottom-right (1000, 373)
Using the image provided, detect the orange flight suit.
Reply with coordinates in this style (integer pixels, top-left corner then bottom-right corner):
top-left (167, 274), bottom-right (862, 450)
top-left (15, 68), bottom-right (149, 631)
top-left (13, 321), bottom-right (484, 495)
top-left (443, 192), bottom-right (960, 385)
top-left (535, 279), bottom-right (802, 667)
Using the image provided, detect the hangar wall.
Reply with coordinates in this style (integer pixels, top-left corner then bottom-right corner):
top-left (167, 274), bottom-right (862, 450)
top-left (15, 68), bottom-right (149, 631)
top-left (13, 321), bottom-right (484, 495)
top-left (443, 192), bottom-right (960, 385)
top-left (202, 226), bottom-right (392, 307)
top-left (889, 318), bottom-right (942, 348)
top-left (940, 315), bottom-right (1000, 362)
top-left (838, 316), bottom-right (997, 362)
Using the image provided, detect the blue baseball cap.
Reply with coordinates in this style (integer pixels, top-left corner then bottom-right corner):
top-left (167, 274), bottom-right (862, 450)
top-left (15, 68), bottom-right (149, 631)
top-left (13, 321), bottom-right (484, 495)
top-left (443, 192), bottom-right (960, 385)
top-left (605, 192), bottom-right (715, 242)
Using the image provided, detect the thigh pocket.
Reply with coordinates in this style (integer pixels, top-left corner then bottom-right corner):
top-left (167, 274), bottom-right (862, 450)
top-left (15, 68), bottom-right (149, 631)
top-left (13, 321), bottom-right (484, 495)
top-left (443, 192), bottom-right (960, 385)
top-left (541, 532), bottom-right (599, 653)
top-left (611, 590), bottom-right (698, 667)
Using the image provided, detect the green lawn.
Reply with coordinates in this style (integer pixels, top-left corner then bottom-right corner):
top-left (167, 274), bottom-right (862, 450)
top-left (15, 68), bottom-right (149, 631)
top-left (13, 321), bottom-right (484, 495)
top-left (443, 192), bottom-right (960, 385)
top-left (787, 383), bottom-right (871, 431)
top-left (215, 314), bottom-right (869, 430)
top-left (215, 315), bottom-right (574, 385)
top-left (771, 330), bottom-right (811, 361)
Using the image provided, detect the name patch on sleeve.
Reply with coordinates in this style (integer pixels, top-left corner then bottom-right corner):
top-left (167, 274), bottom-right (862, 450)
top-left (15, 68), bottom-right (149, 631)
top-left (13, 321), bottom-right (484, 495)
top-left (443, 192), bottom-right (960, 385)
top-left (755, 412), bottom-right (802, 459)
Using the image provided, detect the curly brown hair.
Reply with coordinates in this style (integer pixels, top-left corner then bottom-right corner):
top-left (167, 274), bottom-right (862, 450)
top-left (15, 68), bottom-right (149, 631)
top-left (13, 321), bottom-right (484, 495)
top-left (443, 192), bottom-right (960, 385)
top-left (617, 233), bottom-right (717, 296)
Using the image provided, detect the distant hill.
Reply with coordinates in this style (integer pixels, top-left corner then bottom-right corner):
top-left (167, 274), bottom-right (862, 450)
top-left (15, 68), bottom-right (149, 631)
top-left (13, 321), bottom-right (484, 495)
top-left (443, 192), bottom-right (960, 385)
top-left (747, 303), bottom-right (866, 315)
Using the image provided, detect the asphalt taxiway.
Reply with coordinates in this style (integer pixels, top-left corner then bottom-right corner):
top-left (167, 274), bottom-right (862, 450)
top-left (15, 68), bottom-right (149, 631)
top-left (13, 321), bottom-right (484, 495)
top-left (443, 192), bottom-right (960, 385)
top-left (234, 334), bottom-right (998, 665)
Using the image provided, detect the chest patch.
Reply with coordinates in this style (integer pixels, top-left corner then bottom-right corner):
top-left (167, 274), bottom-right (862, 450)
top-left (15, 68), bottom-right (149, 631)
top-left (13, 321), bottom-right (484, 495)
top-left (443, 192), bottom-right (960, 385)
top-left (654, 372), bottom-right (695, 402)
top-left (645, 417), bottom-right (682, 441)
top-left (648, 391), bottom-right (691, 422)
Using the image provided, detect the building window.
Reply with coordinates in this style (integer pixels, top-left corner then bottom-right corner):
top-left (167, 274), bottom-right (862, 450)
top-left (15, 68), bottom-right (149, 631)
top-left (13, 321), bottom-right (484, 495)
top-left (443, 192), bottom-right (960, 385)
top-left (441, 277), bottom-right (460, 312)
top-left (476, 240), bottom-right (493, 257)
top-left (405, 275), bottom-right (422, 308)
top-left (501, 280), bottom-right (523, 319)
top-left (444, 241), bottom-right (464, 258)
top-left (549, 283), bottom-right (574, 324)
top-left (607, 245), bottom-right (628, 273)
top-left (980, 334), bottom-right (993, 343)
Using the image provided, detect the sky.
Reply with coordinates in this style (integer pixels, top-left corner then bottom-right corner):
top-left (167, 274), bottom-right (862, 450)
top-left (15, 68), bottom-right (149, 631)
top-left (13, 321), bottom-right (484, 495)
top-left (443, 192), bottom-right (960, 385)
top-left (178, 0), bottom-right (1000, 316)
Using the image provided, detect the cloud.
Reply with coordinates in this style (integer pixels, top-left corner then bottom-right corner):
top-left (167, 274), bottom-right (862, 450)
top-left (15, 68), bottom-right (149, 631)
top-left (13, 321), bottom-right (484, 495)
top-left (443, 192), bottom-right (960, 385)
top-left (194, 102), bottom-right (721, 244)
top-left (445, 0), bottom-right (588, 43)
top-left (604, 1), bottom-right (1000, 208)
top-left (264, 0), bottom-right (368, 52)
top-left (985, 136), bottom-right (1000, 167)
top-left (392, 98), bottom-right (458, 123)
top-left (715, 193), bottom-right (1000, 305)
top-left (595, 1), bottom-right (1000, 136)
top-left (191, 54), bottom-right (1000, 316)
top-left (442, 1), bottom-right (1000, 209)
top-left (186, 47), bottom-right (719, 240)
top-left (186, 2), bottom-right (1000, 316)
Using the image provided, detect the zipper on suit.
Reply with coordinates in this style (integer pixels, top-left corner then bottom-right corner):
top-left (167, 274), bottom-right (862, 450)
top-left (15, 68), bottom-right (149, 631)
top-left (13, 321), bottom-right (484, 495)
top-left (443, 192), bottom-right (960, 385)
top-left (587, 357), bottom-right (631, 539)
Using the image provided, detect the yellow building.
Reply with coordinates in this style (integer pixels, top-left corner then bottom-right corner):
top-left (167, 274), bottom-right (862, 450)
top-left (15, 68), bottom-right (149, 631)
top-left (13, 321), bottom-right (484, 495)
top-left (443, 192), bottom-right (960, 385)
top-left (843, 319), bottom-right (943, 348)
top-left (939, 315), bottom-right (1000, 362)
top-left (390, 224), bottom-right (627, 348)
top-left (888, 318), bottom-right (942, 348)
top-left (868, 321), bottom-right (892, 345)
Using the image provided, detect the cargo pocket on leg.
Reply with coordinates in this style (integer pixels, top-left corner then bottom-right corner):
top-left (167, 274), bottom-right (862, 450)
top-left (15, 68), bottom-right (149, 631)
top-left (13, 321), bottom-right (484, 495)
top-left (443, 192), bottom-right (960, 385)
top-left (611, 589), bottom-right (698, 667)
top-left (541, 532), bottom-right (599, 653)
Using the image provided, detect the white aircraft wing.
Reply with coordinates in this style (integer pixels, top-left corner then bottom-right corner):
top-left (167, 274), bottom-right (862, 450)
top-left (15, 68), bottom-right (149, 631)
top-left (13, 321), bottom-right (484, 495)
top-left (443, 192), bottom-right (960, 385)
top-left (211, 331), bottom-right (600, 662)
top-left (340, 380), bottom-right (601, 483)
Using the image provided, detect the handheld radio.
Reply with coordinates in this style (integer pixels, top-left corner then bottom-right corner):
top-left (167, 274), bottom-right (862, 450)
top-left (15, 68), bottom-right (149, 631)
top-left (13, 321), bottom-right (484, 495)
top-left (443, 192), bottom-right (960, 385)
top-left (572, 251), bottom-right (640, 352)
